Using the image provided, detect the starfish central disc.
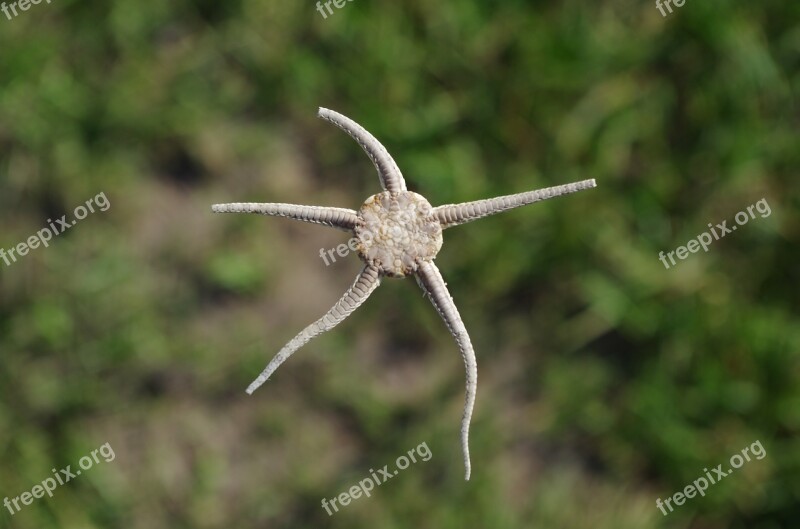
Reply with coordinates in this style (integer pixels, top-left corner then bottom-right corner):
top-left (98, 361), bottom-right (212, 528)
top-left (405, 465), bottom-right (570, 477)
top-left (355, 191), bottom-right (443, 277)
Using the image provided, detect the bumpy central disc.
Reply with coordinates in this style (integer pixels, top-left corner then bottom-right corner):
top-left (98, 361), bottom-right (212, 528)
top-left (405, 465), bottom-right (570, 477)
top-left (355, 191), bottom-right (443, 277)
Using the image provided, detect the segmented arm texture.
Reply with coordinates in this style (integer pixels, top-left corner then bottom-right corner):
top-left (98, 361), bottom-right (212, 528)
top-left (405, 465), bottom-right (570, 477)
top-left (212, 202), bottom-right (359, 232)
top-left (246, 265), bottom-right (382, 394)
top-left (434, 179), bottom-right (597, 229)
top-left (416, 260), bottom-right (477, 480)
top-left (318, 107), bottom-right (407, 193)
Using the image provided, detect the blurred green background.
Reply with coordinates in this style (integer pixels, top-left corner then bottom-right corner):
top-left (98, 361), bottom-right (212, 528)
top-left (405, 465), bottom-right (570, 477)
top-left (1, 0), bottom-right (798, 527)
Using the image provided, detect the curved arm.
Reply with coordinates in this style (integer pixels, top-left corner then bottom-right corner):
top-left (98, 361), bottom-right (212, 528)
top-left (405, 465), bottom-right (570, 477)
top-left (434, 179), bottom-right (597, 229)
top-left (246, 265), bottom-right (382, 394)
top-left (416, 260), bottom-right (477, 480)
top-left (318, 107), bottom-right (407, 193)
top-left (212, 203), bottom-right (359, 232)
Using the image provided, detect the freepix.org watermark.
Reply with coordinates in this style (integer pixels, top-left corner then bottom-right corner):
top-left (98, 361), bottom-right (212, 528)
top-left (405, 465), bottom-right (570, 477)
top-left (656, 439), bottom-right (766, 516)
top-left (658, 198), bottom-right (771, 270)
top-left (321, 441), bottom-right (432, 516)
top-left (655, 0), bottom-right (688, 17)
top-left (1, 0), bottom-right (54, 21)
top-left (4, 442), bottom-right (115, 516)
top-left (315, 0), bottom-right (354, 19)
top-left (0, 191), bottom-right (110, 268)
top-left (319, 235), bottom-right (362, 266)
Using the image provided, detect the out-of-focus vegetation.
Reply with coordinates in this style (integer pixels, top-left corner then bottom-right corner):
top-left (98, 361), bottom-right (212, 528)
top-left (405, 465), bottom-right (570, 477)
top-left (1, 0), bottom-right (798, 528)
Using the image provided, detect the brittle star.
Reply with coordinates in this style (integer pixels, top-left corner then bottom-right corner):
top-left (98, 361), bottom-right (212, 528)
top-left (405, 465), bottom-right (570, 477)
top-left (212, 108), bottom-right (597, 480)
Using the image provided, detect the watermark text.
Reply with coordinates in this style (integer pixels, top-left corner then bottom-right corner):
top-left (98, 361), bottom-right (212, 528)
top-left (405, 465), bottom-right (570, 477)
top-left (656, 439), bottom-right (766, 516)
top-left (0, 191), bottom-right (110, 268)
top-left (659, 198), bottom-right (771, 270)
top-left (4, 442), bottom-right (115, 516)
top-left (322, 441), bottom-right (432, 516)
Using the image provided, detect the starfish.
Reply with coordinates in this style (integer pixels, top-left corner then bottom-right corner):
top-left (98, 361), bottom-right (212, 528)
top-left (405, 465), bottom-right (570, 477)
top-left (212, 108), bottom-right (597, 480)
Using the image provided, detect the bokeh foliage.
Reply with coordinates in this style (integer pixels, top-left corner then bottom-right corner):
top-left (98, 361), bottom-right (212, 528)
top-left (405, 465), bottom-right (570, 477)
top-left (0, 0), bottom-right (798, 528)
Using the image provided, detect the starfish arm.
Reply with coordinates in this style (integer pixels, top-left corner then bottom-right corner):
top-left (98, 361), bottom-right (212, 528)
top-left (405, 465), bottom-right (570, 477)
top-left (434, 178), bottom-right (597, 229)
top-left (415, 260), bottom-right (477, 480)
top-left (246, 264), bottom-right (382, 394)
top-left (211, 203), bottom-right (358, 232)
top-left (318, 107), bottom-right (407, 193)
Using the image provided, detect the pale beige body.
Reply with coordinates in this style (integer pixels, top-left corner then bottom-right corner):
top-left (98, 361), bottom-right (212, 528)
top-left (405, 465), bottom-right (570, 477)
top-left (212, 107), bottom-right (597, 480)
